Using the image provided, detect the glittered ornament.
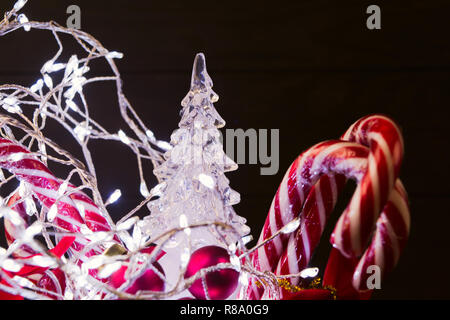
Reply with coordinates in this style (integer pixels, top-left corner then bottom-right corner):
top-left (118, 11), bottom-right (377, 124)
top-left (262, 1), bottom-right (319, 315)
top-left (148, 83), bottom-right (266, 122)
top-left (184, 245), bottom-right (239, 300)
top-left (109, 261), bottom-right (165, 295)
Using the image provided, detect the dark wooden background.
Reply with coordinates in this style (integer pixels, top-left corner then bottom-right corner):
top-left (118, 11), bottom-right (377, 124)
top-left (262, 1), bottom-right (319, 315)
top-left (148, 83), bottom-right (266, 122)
top-left (0, 0), bottom-right (449, 299)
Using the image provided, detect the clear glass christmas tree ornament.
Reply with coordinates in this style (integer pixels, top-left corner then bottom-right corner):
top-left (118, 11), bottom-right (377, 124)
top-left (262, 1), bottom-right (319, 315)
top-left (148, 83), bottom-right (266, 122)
top-left (145, 53), bottom-right (249, 245)
top-left (143, 54), bottom-right (250, 298)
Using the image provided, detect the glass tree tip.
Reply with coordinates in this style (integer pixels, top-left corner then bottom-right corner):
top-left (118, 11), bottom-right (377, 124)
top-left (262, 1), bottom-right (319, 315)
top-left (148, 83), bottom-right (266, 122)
top-left (190, 52), bottom-right (213, 91)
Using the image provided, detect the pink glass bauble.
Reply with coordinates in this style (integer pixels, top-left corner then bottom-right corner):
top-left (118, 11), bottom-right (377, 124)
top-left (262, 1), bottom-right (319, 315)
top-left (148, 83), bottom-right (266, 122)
top-left (110, 261), bottom-right (165, 294)
top-left (184, 245), bottom-right (239, 300)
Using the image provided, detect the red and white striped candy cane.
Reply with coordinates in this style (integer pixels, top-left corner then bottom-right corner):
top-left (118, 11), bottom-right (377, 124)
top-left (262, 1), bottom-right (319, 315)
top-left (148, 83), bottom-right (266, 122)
top-left (274, 174), bottom-right (346, 284)
top-left (253, 141), bottom-right (369, 272)
top-left (37, 268), bottom-right (66, 300)
top-left (245, 173), bottom-right (346, 300)
top-left (275, 175), bottom-right (409, 292)
top-left (247, 114), bottom-right (408, 299)
top-left (247, 140), bottom-right (369, 299)
top-left (0, 138), bottom-right (115, 261)
top-left (4, 192), bottom-right (37, 257)
top-left (331, 114), bottom-right (404, 257)
top-left (350, 179), bottom-right (409, 290)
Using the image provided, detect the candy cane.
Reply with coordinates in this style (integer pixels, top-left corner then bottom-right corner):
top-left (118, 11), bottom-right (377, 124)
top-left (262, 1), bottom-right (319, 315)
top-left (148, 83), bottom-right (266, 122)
top-left (37, 268), bottom-right (66, 300)
top-left (331, 114), bottom-right (404, 257)
top-left (245, 173), bottom-right (345, 300)
top-left (4, 192), bottom-right (37, 257)
top-left (247, 114), bottom-right (408, 299)
top-left (248, 140), bottom-right (369, 299)
top-left (276, 116), bottom-right (408, 285)
top-left (275, 175), bottom-right (409, 291)
top-left (274, 174), bottom-right (346, 284)
top-left (0, 138), bottom-right (115, 260)
top-left (350, 179), bottom-right (409, 290)
top-left (254, 141), bottom-right (369, 269)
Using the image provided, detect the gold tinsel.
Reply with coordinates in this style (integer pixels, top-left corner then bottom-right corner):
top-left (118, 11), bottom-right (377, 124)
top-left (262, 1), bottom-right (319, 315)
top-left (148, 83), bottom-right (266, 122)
top-left (256, 277), bottom-right (337, 300)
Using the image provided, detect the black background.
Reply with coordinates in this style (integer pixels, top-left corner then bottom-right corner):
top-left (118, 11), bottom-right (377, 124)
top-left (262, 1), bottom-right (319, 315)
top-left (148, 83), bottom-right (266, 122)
top-left (0, 0), bottom-right (449, 299)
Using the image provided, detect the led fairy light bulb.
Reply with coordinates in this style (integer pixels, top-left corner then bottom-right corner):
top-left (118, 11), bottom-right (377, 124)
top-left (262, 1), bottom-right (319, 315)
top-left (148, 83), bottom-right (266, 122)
top-left (13, 0), bottom-right (28, 12)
